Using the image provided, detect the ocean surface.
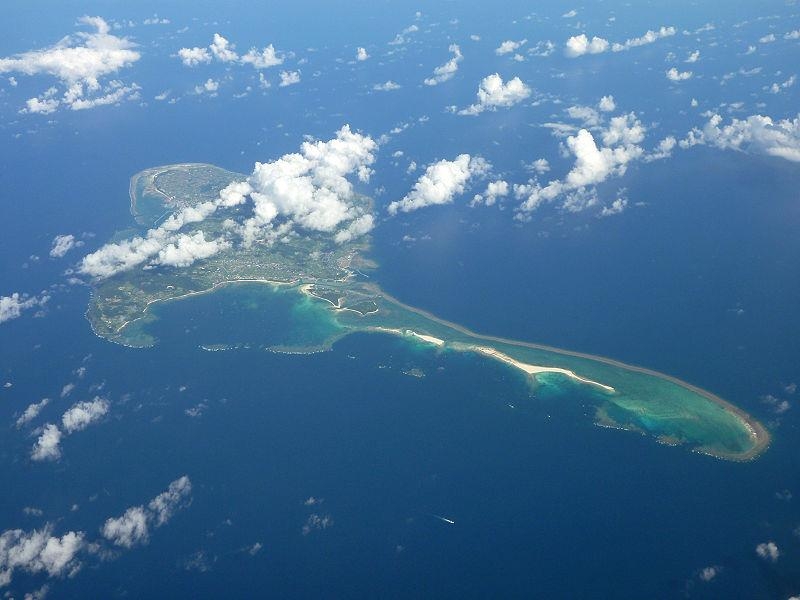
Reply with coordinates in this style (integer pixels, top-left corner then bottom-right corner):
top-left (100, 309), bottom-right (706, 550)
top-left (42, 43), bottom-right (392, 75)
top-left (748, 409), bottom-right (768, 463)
top-left (1, 1), bottom-right (800, 598)
top-left (2, 270), bottom-right (799, 598)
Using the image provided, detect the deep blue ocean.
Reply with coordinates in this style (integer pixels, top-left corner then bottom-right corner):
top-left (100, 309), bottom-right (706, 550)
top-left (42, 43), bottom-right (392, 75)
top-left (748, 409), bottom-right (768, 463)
top-left (1, 1), bottom-right (799, 598)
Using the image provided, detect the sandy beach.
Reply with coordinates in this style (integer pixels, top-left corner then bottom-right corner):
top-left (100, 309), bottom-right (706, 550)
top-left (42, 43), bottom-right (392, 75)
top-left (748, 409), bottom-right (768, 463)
top-left (471, 346), bottom-right (616, 393)
top-left (113, 277), bottom-right (295, 334)
top-left (368, 327), bottom-right (614, 393)
top-left (409, 332), bottom-right (445, 346)
top-left (365, 284), bottom-right (770, 461)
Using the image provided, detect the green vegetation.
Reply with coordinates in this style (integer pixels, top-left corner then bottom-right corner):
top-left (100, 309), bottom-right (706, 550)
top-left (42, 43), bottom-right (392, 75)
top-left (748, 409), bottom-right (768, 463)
top-left (86, 164), bottom-right (770, 461)
top-left (88, 164), bottom-right (370, 345)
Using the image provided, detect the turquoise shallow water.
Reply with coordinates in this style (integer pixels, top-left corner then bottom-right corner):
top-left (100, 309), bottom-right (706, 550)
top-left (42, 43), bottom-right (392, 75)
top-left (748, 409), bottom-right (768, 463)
top-left (52, 280), bottom-right (786, 598)
top-left (1, 1), bottom-right (799, 596)
top-left (129, 279), bottom-right (761, 460)
top-left (140, 283), bottom-right (345, 352)
top-left (1, 233), bottom-right (798, 598)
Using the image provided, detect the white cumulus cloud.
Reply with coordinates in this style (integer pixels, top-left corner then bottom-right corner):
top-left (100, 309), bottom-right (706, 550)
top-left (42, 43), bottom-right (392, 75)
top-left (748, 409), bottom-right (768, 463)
top-left (240, 45), bottom-right (283, 69)
top-left (24, 96), bottom-right (60, 115)
top-left (147, 475), bottom-right (193, 526)
top-left (388, 24), bottom-right (419, 46)
top-left (178, 34), bottom-right (283, 70)
top-left (530, 40), bottom-right (556, 57)
top-left (101, 506), bottom-right (149, 548)
top-left (194, 78), bottom-right (219, 94)
top-left (0, 16), bottom-right (138, 83)
top-left (516, 113), bottom-right (646, 215)
top-left (598, 95), bottom-right (616, 112)
top-left (495, 39), bottom-right (527, 56)
top-left (600, 196), bottom-right (628, 216)
top-left (458, 73), bottom-right (531, 115)
top-left (567, 130), bottom-right (623, 186)
top-left (424, 44), bottom-right (463, 86)
top-left (680, 113), bottom-right (800, 163)
top-left (0, 293), bottom-right (48, 325)
top-left (238, 125), bottom-right (376, 238)
top-left (155, 231), bottom-right (230, 267)
top-left (178, 47), bottom-right (211, 67)
top-left (69, 81), bottom-right (140, 110)
top-left (16, 399), bottom-right (50, 429)
top-left (102, 476), bottom-right (192, 548)
top-left (50, 234), bottom-right (81, 258)
top-left (756, 541), bottom-right (780, 562)
top-left (0, 526), bottom-right (84, 588)
top-left (209, 33), bottom-right (238, 62)
top-left (388, 154), bottom-right (489, 214)
top-left (302, 513), bottom-right (333, 535)
top-left (143, 16), bottom-right (170, 26)
top-left (31, 424), bottom-right (63, 462)
top-left (769, 74), bottom-right (796, 94)
top-left (79, 126), bottom-right (377, 279)
top-left (30, 398), bottom-right (110, 461)
top-left (61, 397), bottom-right (109, 434)
top-left (334, 214), bottom-right (375, 244)
top-left (566, 26), bottom-right (675, 57)
top-left (279, 70), bottom-right (301, 87)
top-left (699, 565), bottom-right (720, 582)
top-left (0, 16), bottom-right (140, 114)
top-left (666, 67), bottom-right (692, 81)
top-left (565, 34), bottom-right (609, 57)
top-left (567, 104), bottom-right (602, 127)
top-left (471, 179), bottom-right (509, 206)
top-left (611, 26), bottom-right (676, 51)
top-left (645, 136), bottom-right (678, 162)
top-left (373, 80), bottom-right (401, 91)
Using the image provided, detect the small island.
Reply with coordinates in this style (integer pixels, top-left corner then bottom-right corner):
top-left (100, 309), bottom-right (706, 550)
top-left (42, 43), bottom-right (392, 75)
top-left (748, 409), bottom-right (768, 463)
top-left (83, 163), bottom-right (770, 462)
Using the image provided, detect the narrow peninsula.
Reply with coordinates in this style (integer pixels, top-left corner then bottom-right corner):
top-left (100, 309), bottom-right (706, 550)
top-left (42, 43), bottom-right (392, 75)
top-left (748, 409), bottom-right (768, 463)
top-left (83, 163), bottom-right (770, 462)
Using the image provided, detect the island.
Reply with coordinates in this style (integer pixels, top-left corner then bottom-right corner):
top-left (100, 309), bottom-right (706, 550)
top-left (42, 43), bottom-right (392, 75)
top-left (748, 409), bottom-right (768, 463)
top-left (83, 163), bottom-right (770, 462)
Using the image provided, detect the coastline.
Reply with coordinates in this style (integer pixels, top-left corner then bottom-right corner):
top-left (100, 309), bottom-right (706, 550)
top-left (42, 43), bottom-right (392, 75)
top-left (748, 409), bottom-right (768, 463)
top-left (366, 284), bottom-right (771, 461)
top-left (369, 326), bottom-right (615, 392)
top-left (88, 277), bottom-right (770, 461)
top-left (469, 345), bottom-right (616, 393)
top-left (129, 163), bottom-right (236, 221)
top-left (107, 277), bottom-right (298, 339)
